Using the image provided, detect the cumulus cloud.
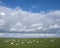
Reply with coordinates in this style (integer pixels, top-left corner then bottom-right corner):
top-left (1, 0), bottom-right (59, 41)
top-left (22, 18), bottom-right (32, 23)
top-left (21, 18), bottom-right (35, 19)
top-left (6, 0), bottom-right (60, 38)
top-left (0, 5), bottom-right (60, 37)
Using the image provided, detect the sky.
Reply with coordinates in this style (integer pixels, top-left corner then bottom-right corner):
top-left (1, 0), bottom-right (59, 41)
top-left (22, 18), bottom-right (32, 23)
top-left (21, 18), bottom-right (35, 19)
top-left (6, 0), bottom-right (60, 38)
top-left (0, 0), bottom-right (60, 38)
top-left (0, 0), bottom-right (60, 12)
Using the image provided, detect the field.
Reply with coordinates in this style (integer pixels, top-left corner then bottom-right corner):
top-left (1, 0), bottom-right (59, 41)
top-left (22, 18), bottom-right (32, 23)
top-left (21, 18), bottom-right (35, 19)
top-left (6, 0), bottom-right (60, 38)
top-left (0, 38), bottom-right (60, 48)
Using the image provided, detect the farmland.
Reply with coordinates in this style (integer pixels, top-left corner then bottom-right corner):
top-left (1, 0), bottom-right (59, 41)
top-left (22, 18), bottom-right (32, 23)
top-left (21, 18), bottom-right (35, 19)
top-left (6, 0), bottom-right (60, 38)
top-left (0, 38), bottom-right (60, 48)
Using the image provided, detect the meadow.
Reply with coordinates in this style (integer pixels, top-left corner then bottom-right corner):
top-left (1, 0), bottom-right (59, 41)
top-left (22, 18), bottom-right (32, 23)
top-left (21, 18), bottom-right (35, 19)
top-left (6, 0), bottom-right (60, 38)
top-left (0, 38), bottom-right (60, 48)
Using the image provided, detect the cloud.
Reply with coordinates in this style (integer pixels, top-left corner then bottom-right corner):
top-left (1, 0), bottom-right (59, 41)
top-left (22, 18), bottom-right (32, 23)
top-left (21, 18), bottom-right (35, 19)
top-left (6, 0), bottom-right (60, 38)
top-left (0, 6), bottom-right (60, 35)
top-left (31, 23), bottom-right (43, 30)
top-left (0, 33), bottom-right (4, 37)
top-left (0, 33), bottom-right (59, 38)
top-left (0, 19), bottom-right (5, 26)
top-left (0, 12), bottom-right (6, 16)
top-left (49, 24), bottom-right (60, 28)
top-left (10, 28), bottom-right (16, 31)
top-left (31, 23), bottom-right (43, 27)
top-left (15, 22), bottom-right (23, 27)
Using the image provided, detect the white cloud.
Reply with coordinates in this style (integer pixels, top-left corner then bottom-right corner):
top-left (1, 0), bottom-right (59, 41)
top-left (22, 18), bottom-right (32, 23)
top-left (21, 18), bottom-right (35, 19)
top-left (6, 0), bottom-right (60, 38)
top-left (0, 33), bottom-right (4, 37)
top-left (31, 23), bottom-right (43, 27)
top-left (0, 12), bottom-right (6, 16)
top-left (0, 6), bottom-right (60, 34)
top-left (24, 28), bottom-right (36, 32)
top-left (56, 19), bottom-right (60, 21)
top-left (43, 28), bottom-right (48, 31)
top-left (37, 26), bottom-right (43, 30)
top-left (0, 19), bottom-right (5, 26)
top-left (0, 5), bottom-right (60, 38)
top-left (15, 22), bottom-right (22, 27)
top-left (0, 33), bottom-right (58, 38)
top-left (45, 34), bottom-right (56, 36)
top-left (31, 23), bottom-right (43, 30)
top-left (10, 28), bottom-right (16, 31)
top-left (49, 24), bottom-right (60, 28)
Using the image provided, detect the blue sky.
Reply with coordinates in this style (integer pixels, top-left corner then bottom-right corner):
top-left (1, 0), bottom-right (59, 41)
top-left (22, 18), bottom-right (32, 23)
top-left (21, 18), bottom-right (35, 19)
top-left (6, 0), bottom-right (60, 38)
top-left (0, 0), bottom-right (60, 12)
top-left (0, 0), bottom-right (60, 38)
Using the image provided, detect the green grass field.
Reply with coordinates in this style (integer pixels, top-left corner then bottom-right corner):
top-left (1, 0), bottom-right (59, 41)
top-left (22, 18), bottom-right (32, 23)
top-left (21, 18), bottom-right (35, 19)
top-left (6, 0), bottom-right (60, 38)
top-left (0, 38), bottom-right (60, 48)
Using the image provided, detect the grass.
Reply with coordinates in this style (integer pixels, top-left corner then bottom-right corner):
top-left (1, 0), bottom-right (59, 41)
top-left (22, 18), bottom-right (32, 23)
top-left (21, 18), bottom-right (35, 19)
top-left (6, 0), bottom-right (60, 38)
top-left (0, 38), bottom-right (60, 48)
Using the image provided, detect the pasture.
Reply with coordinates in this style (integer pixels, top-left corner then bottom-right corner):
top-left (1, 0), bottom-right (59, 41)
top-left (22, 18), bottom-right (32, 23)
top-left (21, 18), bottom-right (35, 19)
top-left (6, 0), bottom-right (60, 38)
top-left (0, 38), bottom-right (60, 48)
